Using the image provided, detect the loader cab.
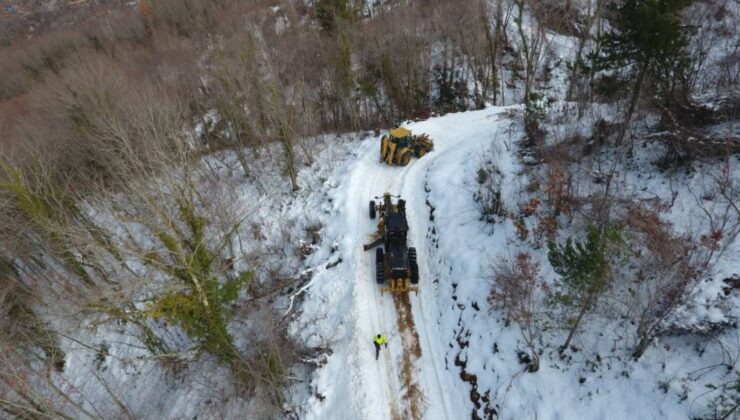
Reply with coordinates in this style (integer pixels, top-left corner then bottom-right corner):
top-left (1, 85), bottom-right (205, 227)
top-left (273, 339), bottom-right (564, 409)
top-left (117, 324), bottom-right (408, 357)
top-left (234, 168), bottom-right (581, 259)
top-left (388, 127), bottom-right (413, 148)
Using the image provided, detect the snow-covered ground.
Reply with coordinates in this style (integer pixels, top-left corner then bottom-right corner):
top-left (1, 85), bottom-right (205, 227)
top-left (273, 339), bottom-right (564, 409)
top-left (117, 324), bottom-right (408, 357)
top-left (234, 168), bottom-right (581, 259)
top-left (4, 1), bottom-right (739, 418)
top-left (43, 134), bottom-right (364, 419)
top-left (291, 105), bottom-right (740, 419)
top-left (291, 108), bottom-right (514, 419)
top-left (27, 102), bottom-right (737, 419)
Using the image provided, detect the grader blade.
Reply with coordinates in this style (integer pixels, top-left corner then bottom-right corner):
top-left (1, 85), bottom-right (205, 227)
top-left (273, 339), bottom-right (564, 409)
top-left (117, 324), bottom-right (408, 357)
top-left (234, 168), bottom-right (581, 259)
top-left (363, 234), bottom-right (383, 251)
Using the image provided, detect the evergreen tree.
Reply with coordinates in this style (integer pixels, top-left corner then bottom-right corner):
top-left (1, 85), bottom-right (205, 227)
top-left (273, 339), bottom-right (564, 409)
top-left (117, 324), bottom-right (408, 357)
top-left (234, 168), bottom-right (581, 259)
top-left (591, 0), bottom-right (693, 146)
top-left (547, 225), bottom-right (623, 354)
top-left (315, 0), bottom-right (356, 32)
top-left (147, 190), bottom-right (252, 381)
top-left (433, 63), bottom-right (469, 113)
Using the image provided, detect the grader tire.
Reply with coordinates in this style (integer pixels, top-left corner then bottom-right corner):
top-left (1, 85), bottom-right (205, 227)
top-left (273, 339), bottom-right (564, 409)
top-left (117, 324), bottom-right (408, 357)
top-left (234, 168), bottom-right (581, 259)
top-left (409, 247), bottom-right (418, 284)
top-left (410, 262), bottom-right (419, 284)
top-left (369, 201), bottom-right (376, 219)
top-left (376, 248), bottom-right (385, 284)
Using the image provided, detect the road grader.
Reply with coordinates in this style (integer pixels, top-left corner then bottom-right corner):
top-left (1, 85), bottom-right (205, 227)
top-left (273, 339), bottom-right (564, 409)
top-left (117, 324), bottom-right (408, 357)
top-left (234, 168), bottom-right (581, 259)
top-left (363, 193), bottom-right (418, 294)
top-left (380, 128), bottom-right (434, 166)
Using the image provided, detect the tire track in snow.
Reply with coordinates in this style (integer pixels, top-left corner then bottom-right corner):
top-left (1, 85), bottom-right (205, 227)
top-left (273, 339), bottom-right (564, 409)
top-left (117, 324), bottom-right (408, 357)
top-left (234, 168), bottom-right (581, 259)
top-left (392, 291), bottom-right (426, 419)
top-left (373, 162), bottom-right (415, 419)
top-left (397, 124), bottom-right (467, 420)
top-left (348, 110), bottom-right (504, 420)
top-left (399, 110), bottom-right (507, 420)
top-left (347, 151), bottom-right (399, 420)
top-left (347, 139), bottom-right (414, 420)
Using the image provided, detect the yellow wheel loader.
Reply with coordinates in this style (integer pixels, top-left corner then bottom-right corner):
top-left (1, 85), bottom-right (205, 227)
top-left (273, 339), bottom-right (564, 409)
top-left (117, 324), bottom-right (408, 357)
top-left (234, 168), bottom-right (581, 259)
top-left (380, 128), bottom-right (434, 166)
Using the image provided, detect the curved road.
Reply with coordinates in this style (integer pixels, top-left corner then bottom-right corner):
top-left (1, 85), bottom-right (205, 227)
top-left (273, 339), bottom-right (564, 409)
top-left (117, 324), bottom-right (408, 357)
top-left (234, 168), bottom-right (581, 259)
top-left (328, 108), bottom-right (507, 420)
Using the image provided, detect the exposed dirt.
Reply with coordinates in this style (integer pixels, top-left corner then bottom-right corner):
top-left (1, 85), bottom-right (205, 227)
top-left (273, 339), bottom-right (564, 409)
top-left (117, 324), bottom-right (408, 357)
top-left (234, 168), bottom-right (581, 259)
top-left (393, 291), bottom-right (427, 420)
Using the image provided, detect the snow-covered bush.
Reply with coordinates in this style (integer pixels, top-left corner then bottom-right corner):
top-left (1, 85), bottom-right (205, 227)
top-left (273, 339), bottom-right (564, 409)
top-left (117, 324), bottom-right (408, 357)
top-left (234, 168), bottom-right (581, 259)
top-left (474, 147), bottom-right (507, 223)
top-left (704, 374), bottom-right (740, 420)
top-left (488, 252), bottom-right (542, 371)
top-left (619, 203), bottom-right (701, 359)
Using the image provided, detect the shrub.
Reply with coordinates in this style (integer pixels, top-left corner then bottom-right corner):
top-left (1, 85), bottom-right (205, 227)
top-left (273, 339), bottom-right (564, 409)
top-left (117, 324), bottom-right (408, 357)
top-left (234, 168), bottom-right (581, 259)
top-left (544, 163), bottom-right (573, 217)
top-left (705, 374), bottom-right (740, 420)
top-left (513, 217), bottom-right (529, 242)
top-left (147, 193), bottom-right (252, 376)
top-left (0, 31), bottom-right (90, 100)
top-left (547, 225), bottom-right (624, 353)
top-left (623, 203), bottom-right (699, 359)
top-left (315, 0), bottom-right (357, 32)
top-left (475, 155), bottom-right (506, 223)
top-left (533, 214), bottom-right (558, 248)
top-left (523, 91), bottom-right (549, 146)
top-left (0, 257), bottom-right (65, 371)
top-left (0, 160), bottom-right (94, 287)
top-left (489, 252), bottom-right (542, 371)
top-left (489, 252), bottom-right (540, 324)
top-left (519, 197), bottom-right (540, 218)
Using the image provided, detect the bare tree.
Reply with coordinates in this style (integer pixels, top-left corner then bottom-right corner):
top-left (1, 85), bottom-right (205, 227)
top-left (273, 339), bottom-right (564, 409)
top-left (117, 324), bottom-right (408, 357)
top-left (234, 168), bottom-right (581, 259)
top-left (514, 0), bottom-right (546, 105)
top-left (565, 0), bottom-right (607, 110)
top-left (489, 252), bottom-right (542, 371)
top-left (622, 203), bottom-right (700, 359)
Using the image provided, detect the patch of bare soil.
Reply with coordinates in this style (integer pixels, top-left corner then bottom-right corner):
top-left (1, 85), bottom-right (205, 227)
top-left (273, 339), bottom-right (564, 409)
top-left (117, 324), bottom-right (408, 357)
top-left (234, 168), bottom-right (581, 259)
top-left (393, 292), bottom-right (427, 420)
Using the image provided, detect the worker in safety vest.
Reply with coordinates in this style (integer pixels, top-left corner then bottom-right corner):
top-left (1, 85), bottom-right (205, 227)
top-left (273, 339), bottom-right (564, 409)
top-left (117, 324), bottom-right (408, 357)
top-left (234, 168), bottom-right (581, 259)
top-left (373, 334), bottom-right (388, 360)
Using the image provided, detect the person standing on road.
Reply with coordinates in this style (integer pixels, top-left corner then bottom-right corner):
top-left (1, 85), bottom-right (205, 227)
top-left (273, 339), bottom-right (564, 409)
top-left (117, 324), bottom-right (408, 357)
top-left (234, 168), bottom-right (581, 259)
top-left (373, 334), bottom-right (388, 360)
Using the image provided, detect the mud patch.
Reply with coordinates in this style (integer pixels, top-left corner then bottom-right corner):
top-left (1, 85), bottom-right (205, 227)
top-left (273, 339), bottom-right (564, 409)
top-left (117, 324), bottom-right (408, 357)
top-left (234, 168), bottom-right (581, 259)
top-left (393, 292), bottom-right (427, 420)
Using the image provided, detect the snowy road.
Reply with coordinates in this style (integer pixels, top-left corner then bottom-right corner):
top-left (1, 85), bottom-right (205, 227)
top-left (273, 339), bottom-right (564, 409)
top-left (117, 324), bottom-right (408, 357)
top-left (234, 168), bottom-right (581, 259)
top-left (305, 107), bottom-right (510, 420)
top-left (303, 102), bottom-right (736, 420)
top-left (342, 109), bottom-right (509, 419)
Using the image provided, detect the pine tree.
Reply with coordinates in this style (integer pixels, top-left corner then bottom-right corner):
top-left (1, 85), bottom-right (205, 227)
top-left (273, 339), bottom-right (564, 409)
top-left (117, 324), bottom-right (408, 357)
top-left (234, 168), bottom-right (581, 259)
top-left (147, 190), bottom-right (253, 380)
top-left (315, 0), bottom-right (356, 32)
top-left (591, 0), bottom-right (693, 146)
top-left (547, 225), bottom-right (623, 354)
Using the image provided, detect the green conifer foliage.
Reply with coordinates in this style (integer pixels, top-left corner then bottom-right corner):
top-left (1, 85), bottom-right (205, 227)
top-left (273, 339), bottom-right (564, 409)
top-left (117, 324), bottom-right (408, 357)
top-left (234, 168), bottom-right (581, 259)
top-left (590, 0), bottom-right (693, 144)
top-left (547, 225), bottom-right (624, 353)
top-left (147, 192), bottom-right (252, 379)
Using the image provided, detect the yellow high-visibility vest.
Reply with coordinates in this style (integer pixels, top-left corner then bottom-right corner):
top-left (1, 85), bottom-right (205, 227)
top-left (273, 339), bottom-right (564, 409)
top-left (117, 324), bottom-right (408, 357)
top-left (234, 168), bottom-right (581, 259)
top-left (374, 335), bottom-right (387, 345)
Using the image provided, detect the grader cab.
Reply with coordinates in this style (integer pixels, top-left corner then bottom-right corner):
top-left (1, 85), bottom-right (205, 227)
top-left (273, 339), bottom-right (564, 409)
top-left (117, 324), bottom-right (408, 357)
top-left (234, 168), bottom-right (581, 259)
top-left (380, 128), bottom-right (434, 166)
top-left (364, 193), bottom-right (419, 294)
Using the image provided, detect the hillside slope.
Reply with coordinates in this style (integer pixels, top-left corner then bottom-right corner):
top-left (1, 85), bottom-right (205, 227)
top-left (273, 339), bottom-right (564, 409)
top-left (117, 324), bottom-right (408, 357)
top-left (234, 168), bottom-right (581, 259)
top-left (293, 106), bottom-right (740, 419)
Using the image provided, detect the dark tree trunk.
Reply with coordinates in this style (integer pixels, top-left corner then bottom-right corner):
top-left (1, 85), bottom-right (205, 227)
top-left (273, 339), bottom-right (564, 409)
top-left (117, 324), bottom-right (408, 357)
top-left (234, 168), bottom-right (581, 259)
top-left (616, 65), bottom-right (646, 148)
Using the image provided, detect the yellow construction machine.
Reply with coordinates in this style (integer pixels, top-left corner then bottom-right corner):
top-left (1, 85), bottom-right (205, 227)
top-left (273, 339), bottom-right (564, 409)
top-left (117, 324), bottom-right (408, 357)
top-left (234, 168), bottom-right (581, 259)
top-left (363, 193), bottom-right (418, 294)
top-left (380, 127), bottom-right (434, 166)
